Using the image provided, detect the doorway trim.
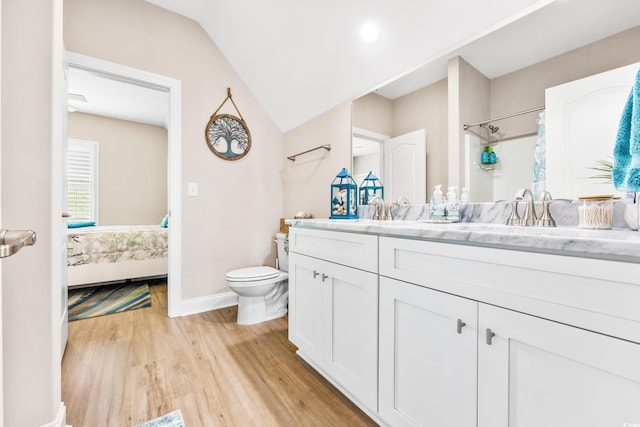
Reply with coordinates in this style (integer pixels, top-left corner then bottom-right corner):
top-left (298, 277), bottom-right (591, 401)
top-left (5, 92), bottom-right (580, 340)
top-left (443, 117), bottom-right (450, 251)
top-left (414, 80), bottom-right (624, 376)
top-left (66, 51), bottom-right (182, 317)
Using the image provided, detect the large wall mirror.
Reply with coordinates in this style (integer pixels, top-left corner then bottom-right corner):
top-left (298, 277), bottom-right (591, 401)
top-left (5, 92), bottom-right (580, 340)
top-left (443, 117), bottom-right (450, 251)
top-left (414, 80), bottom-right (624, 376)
top-left (352, 0), bottom-right (640, 202)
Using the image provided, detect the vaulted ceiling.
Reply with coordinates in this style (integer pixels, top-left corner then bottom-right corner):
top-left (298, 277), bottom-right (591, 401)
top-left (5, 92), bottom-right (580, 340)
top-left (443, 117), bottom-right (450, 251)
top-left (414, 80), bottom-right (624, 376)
top-left (73, 0), bottom-right (640, 132)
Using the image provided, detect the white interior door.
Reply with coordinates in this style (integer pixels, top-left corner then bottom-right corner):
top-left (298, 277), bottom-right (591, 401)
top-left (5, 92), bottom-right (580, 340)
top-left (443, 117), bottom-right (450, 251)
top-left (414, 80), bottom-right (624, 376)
top-left (546, 62), bottom-right (640, 199)
top-left (0, 4), bottom-right (4, 422)
top-left (60, 53), bottom-right (69, 355)
top-left (384, 129), bottom-right (427, 203)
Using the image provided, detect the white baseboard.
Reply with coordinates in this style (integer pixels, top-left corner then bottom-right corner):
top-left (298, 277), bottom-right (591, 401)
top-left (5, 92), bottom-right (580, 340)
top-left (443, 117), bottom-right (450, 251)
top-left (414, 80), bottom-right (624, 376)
top-left (175, 291), bottom-right (238, 317)
top-left (39, 402), bottom-right (67, 427)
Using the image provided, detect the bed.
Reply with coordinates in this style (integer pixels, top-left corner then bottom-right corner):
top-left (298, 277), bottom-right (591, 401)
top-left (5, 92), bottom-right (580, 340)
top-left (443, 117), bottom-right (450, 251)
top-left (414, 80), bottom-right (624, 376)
top-left (67, 225), bottom-right (168, 287)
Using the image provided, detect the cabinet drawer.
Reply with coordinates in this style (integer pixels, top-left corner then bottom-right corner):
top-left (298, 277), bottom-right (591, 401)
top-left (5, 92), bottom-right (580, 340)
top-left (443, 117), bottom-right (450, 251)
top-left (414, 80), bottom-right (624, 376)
top-left (289, 227), bottom-right (378, 273)
top-left (380, 236), bottom-right (640, 344)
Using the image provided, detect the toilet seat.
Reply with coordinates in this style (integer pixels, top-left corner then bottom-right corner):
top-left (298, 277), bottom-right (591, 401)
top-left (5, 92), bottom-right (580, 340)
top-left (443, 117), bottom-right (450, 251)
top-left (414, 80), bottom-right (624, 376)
top-left (226, 266), bottom-right (280, 282)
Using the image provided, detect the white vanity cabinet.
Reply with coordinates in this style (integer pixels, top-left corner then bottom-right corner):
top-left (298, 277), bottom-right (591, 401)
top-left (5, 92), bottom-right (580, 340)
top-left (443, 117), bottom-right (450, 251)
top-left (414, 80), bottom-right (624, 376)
top-left (288, 227), bottom-right (379, 413)
top-left (478, 303), bottom-right (640, 427)
top-left (379, 236), bottom-right (640, 427)
top-left (379, 276), bottom-right (478, 427)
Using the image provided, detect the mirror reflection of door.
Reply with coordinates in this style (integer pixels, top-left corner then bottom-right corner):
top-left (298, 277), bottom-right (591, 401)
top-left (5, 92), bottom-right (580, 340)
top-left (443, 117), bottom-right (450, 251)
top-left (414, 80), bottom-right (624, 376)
top-left (352, 128), bottom-right (427, 204)
top-left (546, 61), bottom-right (640, 199)
top-left (384, 129), bottom-right (427, 204)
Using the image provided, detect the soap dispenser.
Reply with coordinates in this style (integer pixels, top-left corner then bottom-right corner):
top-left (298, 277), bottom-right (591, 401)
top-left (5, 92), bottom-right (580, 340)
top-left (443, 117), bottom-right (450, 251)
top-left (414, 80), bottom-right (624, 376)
top-left (460, 187), bottom-right (469, 204)
top-left (430, 185), bottom-right (446, 220)
top-left (446, 186), bottom-right (459, 221)
top-left (460, 187), bottom-right (469, 203)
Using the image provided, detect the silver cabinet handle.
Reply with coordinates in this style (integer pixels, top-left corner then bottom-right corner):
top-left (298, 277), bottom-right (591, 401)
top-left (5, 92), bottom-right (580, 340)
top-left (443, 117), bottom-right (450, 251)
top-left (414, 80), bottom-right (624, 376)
top-left (486, 328), bottom-right (496, 345)
top-left (0, 229), bottom-right (37, 258)
top-left (61, 212), bottom-right (70, 218)
top-left (456, 319), bottom-right (466, 334)
top-left (321, 273), bottom-right (329, 282)
top-left (313, 270), bottom-right (319, 279)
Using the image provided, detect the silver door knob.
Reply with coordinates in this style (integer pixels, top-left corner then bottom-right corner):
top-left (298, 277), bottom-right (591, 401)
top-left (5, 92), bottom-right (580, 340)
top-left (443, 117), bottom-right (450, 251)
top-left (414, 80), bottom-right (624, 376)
top-left (0, 229), bottom-right (37, 258)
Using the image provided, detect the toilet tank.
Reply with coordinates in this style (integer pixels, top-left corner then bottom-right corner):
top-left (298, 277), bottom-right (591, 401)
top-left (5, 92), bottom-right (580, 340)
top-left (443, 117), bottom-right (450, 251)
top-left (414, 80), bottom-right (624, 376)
top-left (275, 232), bottom-right (289, 272)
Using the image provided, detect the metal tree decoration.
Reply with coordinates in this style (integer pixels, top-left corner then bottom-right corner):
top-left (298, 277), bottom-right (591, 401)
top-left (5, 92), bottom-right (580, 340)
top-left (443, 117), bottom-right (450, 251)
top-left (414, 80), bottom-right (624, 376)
top-left (205, 88), bottom-right (251, 160)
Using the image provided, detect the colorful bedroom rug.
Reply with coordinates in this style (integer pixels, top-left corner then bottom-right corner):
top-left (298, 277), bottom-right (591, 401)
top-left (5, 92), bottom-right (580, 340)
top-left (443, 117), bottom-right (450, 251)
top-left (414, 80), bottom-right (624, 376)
top-left (68, 281), bottom-right (152, 321)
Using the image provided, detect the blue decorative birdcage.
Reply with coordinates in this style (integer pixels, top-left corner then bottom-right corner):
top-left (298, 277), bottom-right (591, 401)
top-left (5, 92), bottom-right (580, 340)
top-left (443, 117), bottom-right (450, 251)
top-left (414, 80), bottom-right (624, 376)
top-left (330, 168), bottom-right (358, 220)
top-left (359, 171), bottom-right (384, 205)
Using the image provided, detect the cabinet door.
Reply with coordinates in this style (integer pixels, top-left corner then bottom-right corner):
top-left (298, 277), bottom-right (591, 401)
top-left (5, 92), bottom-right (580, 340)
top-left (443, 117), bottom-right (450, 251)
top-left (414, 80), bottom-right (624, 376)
top-left (322, 261), bottom-right (378, 412)
top-left (379, 277), bottom-right (478, 427)
top-left (288, 252), bottom-right (323, 363)
top-left (478, 303), bottom-right (640, 427)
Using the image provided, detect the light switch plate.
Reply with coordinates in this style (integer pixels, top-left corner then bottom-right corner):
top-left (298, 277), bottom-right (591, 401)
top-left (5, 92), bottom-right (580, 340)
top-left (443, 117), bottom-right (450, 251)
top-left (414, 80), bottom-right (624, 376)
top-left (188, 182), bottom-right (198, 197)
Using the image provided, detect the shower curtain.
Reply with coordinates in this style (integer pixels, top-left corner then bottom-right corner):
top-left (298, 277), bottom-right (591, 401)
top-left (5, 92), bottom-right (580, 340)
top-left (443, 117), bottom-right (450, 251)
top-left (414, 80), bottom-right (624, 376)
top-left (532, 111), bottom-right (546, 200)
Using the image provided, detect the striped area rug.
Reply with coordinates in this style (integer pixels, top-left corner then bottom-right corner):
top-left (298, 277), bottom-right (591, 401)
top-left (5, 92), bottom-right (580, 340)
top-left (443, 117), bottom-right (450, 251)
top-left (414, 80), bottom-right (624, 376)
top-left (136, 410), bottom-right (185, 427)
top-left (68, 282), bottom-right (152, 321)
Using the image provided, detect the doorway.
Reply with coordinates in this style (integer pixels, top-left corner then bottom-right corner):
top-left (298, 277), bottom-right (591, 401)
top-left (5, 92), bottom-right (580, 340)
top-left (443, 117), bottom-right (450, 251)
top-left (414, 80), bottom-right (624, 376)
top-left (66, 52), bottom-right (182, 317)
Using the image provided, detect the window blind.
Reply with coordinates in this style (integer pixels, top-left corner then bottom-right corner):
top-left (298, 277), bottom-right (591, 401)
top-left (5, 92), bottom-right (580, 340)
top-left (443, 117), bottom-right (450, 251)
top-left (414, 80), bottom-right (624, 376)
top-left (67, 140), bottom-right (98, 222)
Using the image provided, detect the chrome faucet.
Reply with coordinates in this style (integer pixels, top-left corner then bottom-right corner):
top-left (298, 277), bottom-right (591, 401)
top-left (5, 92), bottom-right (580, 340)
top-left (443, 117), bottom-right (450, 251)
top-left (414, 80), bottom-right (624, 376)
top-left (369, 196), bottom-right (385, 220)
top-left (506, 188), bottom-right (568, 227)
top-left (514, 187), bottom-right (537, 226)
top-left (535, 191), bottom-right (555, 227)
top-left (535, 191), bottom-right (571, 227)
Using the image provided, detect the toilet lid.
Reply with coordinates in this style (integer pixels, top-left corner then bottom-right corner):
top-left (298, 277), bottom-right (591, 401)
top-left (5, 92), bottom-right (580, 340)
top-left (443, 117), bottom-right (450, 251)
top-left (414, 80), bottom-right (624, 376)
top-left (226, 266), bottom-right (280, 282)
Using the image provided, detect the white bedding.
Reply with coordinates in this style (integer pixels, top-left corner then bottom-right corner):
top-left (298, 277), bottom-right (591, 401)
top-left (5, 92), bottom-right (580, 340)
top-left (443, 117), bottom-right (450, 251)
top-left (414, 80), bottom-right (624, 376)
top-left (67, 225), bottom-right (168, 286)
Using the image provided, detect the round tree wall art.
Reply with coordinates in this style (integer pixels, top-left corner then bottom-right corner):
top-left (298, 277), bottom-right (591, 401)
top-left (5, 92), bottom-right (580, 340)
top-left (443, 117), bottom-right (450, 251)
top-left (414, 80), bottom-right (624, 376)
top-left (205, 88), bottom-right (251, 160)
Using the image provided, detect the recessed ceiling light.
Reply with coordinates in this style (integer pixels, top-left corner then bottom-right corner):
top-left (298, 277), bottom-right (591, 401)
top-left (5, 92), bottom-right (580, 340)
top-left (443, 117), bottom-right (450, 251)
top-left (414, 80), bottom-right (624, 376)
top-left (361, 22), bottom-right (379, 43)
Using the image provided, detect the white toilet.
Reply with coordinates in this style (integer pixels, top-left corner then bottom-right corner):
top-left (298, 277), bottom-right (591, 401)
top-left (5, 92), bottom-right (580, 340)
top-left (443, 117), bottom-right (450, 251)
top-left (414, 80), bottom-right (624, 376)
top-left (225, 232), bottom-right (289, 325)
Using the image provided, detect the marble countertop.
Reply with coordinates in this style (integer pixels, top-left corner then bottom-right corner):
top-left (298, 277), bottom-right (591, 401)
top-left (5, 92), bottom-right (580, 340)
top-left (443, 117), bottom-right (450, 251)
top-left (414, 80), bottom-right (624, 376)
top-left (286, 218), bottom-right (640, 263)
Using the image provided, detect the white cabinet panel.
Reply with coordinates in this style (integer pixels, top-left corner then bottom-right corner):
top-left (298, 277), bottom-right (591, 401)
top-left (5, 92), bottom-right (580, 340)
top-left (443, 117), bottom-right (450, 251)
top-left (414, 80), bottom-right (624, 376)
top-left (288, 252), bottom-right (323, 362)
top-left (289, 227), bottom-right (378, 273)
top-left (379, 277), bottom-right (477, 427)
top-left (288, 228), bottom-right (379, 414)
top-left (379, 236), bottom-right (640, 344)
top-left (323, 260), bottom-right (378, 412)
top-left (478, 303), bottom-right (640, 427)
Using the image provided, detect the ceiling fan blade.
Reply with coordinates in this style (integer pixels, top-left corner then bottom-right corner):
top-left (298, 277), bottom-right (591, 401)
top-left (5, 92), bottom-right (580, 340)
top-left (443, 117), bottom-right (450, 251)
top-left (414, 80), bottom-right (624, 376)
top-left (68, 93), bottom-right (87, 102)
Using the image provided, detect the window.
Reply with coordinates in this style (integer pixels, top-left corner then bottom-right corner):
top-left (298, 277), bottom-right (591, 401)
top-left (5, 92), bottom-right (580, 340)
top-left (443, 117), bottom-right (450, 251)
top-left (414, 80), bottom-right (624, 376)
top-left (67, 139), bottom-right (98, 223)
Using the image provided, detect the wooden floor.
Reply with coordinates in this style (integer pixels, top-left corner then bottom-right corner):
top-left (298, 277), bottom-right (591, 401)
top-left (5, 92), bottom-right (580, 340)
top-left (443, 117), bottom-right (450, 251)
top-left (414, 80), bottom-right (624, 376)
top-left (62, 283), bottom-right (378, 427)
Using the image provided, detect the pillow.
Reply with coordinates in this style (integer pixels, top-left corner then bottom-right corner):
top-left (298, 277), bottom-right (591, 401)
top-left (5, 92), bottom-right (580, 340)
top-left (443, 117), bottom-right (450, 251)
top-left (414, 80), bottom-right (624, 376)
top-left (160, 214), bottom-right (169, 228)
top-left (68, 221), bottom-right (96, 229)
